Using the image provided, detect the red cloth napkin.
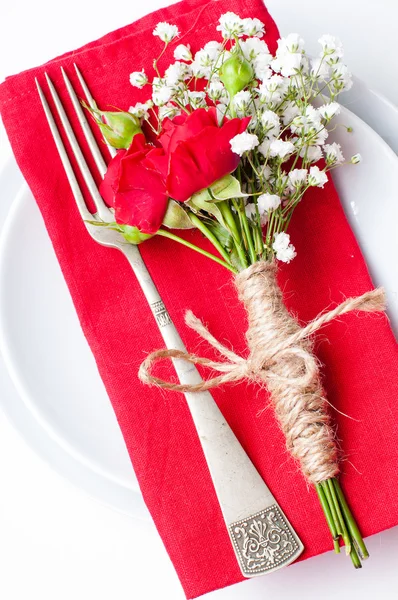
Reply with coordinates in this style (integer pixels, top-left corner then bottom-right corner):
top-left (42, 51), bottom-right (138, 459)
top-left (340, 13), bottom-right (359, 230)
top-left (1, 0), bottom-right (398, 597)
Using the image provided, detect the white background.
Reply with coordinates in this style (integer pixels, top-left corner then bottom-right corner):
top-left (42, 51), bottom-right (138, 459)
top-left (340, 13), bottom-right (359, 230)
top-left (0, 1), bottom-right (397, 598)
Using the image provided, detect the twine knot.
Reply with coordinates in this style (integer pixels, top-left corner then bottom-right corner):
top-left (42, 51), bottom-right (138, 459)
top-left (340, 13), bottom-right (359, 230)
top-left (139, 261), bottom-right (386, 484)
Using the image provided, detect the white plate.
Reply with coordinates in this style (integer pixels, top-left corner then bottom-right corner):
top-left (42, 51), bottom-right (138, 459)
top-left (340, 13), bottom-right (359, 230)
top-left (0, 100), bottom-right (397, 521)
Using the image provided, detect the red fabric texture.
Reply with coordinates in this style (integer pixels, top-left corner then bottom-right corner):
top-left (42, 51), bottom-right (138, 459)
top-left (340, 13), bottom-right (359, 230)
top-left (1, 1), bottom-right (398, 597)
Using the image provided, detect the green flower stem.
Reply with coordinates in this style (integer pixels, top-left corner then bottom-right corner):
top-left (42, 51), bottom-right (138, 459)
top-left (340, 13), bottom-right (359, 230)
top-left (218, 201), bottom-right (248, 269)
top-left (327, 478), bottom-right (351, 554)
top-left (156, 229), bottom-right (237, 274)
top-left (321, 481), bottom-right (341, 537)
top-left (238, 200), bottom-right (257, 264)
top-left (188, 212), bottom-right (232, 266)
top-left (349, 543), bottom-right (362, 569)
top-left (316, 483), bottom-right (340, 553)
top-left (333, 478), bottom-right (369, 560)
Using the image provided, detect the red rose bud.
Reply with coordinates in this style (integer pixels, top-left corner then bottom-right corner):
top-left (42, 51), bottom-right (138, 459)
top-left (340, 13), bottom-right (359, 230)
top-left (83, 102), bottom-right (142, 149)
top-left (219, 55), bottom-right (254, 97)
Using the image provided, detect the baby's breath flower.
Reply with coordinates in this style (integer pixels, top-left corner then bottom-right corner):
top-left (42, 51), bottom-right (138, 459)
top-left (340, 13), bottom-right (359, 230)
top-left (258, 193), bottom-right (281, 213)
top-left (331, 63), bottom-right (353, 92)
top-left (281, 102), bottom-right (301, 126)
top-left (324, 142), bottom-right (344, 165)
top-left (253, 55), bottom-right (272, 81)
top-left (288, 168), bottom-right (307, 188)
top-left (273, 232), bottom-right (296, 263)
top-left (208, 80), bottom-right (228, 102)
top-left (318, 102), bottom-right (340, 121)
top-left (269, 139), bottom-right (295, 159)
top-left (300, 145), bottom-right (323, 163)
top-left (153, 22), bottom-right (179, 43)
top-left (245, 202), bottom-right (257, 219)
top-left (318, 34), bottom-right (343, 58)
top-left (128, 100), bottom-right (153, 119)
top-left (311, 57), bottom-right (330, 78)
top-left (258, 138), bottom-right (271, 157)
top-left (242, 17), bottom-right (265, 38)
top-left (308, 165), bottom-right (328, 187)
top-left (230, 132), bottom-right (259, 156)
top-left (241, 38), bottom-right (271, 62)
top-left (261, 110), bottom-right (280, 136)
top-left (174, 44), bottom-right (192, 61)
top-left (217, 12), bottom-right (245, 38)
top-left (165, 62), bottom-right (192, 86)
top-left (278, 33), bottom-right (305, 54)
top-left (129, 70), bottom-right (148, 88)
top-left (158, 104), bottom-right (181, 120)
top-left (152, 83), bottom-right (174, 106)
top-left (233, 90), bottom-right (252, 113)
top-left (188, 91), bottom-right (207, 109)
top-left (351, 153), bottom-right (362, 164)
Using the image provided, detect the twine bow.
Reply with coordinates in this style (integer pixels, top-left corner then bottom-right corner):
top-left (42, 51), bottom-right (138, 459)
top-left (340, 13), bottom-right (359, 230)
top-left (139, 286), bottom-right (386, 393)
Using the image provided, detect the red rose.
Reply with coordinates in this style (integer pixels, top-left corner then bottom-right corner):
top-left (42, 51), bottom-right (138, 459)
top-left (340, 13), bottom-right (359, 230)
top-left (152, 108), bottom-right (251, 202)
top-left (100, 110), bottom-right (250, 233)
top-left (99, 134), bottom-right (168, 235)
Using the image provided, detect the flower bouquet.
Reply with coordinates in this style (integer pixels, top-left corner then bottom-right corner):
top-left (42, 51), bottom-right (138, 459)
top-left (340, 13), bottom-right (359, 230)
top-left (85, 12), bottom-right (385, 568)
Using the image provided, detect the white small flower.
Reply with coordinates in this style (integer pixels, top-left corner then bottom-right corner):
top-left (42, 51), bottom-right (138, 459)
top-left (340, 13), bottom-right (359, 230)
top-left (311, 57), bottom-right (330, 79)
top-left (308, 165), bottom-right (328, 187)
top-left (233, 90), bottom-right (252, 113)
top-left (276, 244), bottom-right (297, 263)
top-left (318, 34), bottom-right (343, 58)
top-left (217, 12), bottom-right (245, 38)
top-left (242, 17), bottom-right (265, 38)
top-left (208, 80), bottom-right (227, 103)
top-left (129, 70), bottom-right (148, 88)
top-left (188, 91), bottom-right (207, 108)
top-left (269, 139), bottom-right (295, 159)
top-left (272, 52), bottom-right (303, 77)
top-left (174, 44), bottom-right (192, 61)
top-left (153, 22), bottom-right (179, 43)
top-left (260, 164), bottom-right (272, 180)
top-left (203, 41), bottom-right (223, 60)
top-left (273, 232), bottom-right (296, 263)
top-left (241, 38), bottom-right (271, 61)
top-left (261, 110), bottom-right (280, 136)
top-left (278, 33), bottom-right (305, 54)
top-left (258, 138), bottom-right (271, 157)
top-left (258, 193), bottom-right (281, 213)
top-left (253, 54), bottom-right (272, 81)
top-left (288, 168), bottom-right (307, 188)
top-left (245, 202), bottom-right (257, 219)
top-left (158, 104), bottom-right (180, 121)
top-left (216, 102), bottom-right (228, 123)
top-left (230, 132), bottom-right (259, 156)
top-left (165, 62), bottom-right (191, 86)
top-left (282, 102), bottom-right (301, 126)
top-left (318, 102), bottom-right (340, 121)
top-left (324, 142), bottom-right (344, 164)
top-left (331, 63), bottom-right (353, 92)
top-left (128, 100), bottom-right (153, 119)
top-left (300, 145), bottom-right (323, 163)
top-left (351, 153), bottom-right (362, 164)
top-left (152, 85), bottom-right (174, 106)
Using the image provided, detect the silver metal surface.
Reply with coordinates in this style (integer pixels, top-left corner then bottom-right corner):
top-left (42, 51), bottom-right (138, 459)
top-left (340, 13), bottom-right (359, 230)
top-left (36, 69), bottom-right (304, 577)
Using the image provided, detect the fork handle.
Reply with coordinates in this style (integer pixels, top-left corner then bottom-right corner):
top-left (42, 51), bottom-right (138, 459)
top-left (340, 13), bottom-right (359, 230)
top-left (122, 243), bottom-right (303, 576)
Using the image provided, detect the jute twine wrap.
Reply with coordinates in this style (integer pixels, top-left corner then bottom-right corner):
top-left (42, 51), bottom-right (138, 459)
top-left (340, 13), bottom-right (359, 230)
top-left (139, 261), bottom-right (386, 484)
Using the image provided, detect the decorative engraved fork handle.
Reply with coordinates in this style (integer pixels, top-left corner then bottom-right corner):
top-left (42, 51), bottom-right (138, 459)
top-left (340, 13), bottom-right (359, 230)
top-left (123, 243), bottom-right (304, 576)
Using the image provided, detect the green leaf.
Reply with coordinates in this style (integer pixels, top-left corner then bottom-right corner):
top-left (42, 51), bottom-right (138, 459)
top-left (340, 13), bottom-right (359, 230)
top-left (205, 220), bottom-right (234, 250)
top-left (85, 220), bottom-right (152, 244)
top-left (209, 174), bottom-right (249, 201)
top-left (186, 190), bottom-right (226, 227)
top-left (162, 200), bottom-right (195, 229)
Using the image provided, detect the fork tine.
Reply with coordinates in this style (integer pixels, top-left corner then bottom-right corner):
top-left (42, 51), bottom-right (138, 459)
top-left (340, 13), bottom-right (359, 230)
top-left (61, 67), bottom-right (108, 178)
top-left (35, 77), bottom-right (93, 223)
top-left (74, 63), bottom-right (117, 159)
top-left (43, 72), bottom-right (110, 222)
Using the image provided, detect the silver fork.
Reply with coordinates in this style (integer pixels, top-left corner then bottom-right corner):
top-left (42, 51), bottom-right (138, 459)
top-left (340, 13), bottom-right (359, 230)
top-left (35, 67), bottom-right (303, 577)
